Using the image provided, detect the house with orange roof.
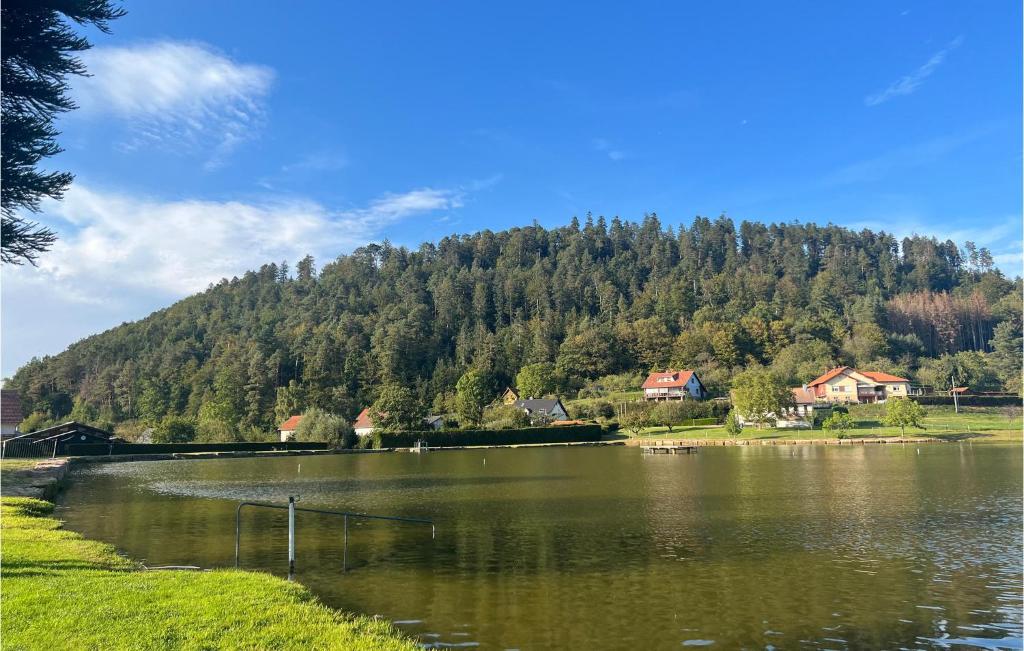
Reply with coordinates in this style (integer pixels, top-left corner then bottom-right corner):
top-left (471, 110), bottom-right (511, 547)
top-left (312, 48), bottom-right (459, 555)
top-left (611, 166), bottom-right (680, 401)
top-left (641, 370), bottom-right (707, 401)
top-left (278, 415), bottom-right (303, 442)
top-left (805, 366), bottom-right (911, 404)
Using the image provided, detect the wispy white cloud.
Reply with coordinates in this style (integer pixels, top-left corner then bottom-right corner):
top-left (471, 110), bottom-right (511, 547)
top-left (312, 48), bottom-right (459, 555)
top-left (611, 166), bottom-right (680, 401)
top-left (280, 153), bottom-right (349, 175)
top-left (75, 41), bottom-right (274, 166)
top-left (848, 214), bottom-right (1022, 276)
top-left (823, 125), bottom-right (994, 186)
top-left (2, 184), bottom-right (464, 375)
top-left (865, 36), bottom-right (963, 107)
top-left (11, 184), bottom-right (462, 301)
top-left (592, 138), bottom-right (626, 161)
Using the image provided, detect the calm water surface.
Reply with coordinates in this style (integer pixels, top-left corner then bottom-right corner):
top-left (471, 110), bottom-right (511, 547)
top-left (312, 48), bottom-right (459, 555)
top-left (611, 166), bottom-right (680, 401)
top-left (58, 444), bottom-right (1022, 649)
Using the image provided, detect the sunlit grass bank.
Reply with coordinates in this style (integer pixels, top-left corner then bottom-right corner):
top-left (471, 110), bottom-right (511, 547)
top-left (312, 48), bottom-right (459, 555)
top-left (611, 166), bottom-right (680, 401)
top-left (636, 405), bottom-right (1022, 442)
top-left (0, 496), bottom-right (418, 650)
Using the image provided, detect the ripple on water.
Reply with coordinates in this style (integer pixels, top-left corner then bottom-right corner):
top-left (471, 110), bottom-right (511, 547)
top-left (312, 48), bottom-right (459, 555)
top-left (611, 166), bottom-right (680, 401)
top-left (919, 635), bottom-right (1024, 650)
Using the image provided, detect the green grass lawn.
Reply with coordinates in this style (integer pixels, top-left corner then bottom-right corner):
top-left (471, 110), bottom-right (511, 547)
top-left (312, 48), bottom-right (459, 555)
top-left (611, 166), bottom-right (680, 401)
top-left (633, 404), bottom-right (1022, 442)
top-left (0, 496), bottom-right (418, 650)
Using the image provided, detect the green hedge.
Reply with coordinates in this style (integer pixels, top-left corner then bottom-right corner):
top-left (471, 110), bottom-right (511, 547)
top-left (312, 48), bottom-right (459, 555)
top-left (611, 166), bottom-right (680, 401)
top-left (912, 395), bottom-right (1020, 407)
top-left (371, 424), bottom-right (605, 448)
top-left (65, 441), bottom-right (333, 456)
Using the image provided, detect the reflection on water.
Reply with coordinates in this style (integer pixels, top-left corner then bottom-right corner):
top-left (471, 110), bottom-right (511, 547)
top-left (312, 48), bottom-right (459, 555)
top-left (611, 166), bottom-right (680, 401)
top-left (57, 445), bottom-right (1022, 649)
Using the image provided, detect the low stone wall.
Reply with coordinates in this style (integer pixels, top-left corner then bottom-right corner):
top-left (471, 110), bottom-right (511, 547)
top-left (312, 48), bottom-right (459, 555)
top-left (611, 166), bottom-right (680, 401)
top-left (3, 458), bottom-right (71, 499)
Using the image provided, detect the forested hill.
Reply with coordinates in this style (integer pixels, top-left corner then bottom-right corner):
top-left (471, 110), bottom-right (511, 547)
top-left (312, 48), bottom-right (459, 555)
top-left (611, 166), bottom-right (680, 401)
top-left (8, 215), bottom-right (1022, 437)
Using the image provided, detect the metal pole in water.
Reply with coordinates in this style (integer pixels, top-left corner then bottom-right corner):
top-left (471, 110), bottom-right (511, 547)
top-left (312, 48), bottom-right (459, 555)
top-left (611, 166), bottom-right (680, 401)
top-left (342, 514), bottom-right (348, 572)
top-left (235, 504), bottom-right (242, 568)
top-left (288, 496), bottom-right (296, 580)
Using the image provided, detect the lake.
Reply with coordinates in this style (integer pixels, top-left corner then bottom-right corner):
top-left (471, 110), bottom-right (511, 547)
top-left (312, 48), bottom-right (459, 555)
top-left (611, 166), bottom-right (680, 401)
top-left (57, 444), bottom-right (1022, 649)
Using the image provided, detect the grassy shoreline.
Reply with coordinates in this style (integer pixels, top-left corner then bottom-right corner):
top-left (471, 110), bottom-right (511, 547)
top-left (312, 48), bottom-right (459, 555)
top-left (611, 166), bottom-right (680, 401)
top-left (634, 405), bottom-right (1019, 444)
top-left (631, 404), bottom-right (1022, 443)
top-left (0, 467), bottom-right (418, 650)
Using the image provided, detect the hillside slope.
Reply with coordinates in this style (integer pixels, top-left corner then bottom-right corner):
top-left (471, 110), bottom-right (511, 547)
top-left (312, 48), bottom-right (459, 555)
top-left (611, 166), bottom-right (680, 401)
top-left (8, 215), bottom-right (1021, 438)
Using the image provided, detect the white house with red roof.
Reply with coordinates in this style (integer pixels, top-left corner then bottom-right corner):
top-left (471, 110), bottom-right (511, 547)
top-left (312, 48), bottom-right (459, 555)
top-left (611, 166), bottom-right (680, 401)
top-left (278, 415), bottom-right (303, 442)
top-left (805, 366), bottom-right (911, 404)
top-left (641, 370), bottom-right (707, 400)
top-left (353, 408), bottom-right (375, 436)
top-left (1, 389), bottom-right (23, 438)
top-left (1, 391), bottom-right (24, 438)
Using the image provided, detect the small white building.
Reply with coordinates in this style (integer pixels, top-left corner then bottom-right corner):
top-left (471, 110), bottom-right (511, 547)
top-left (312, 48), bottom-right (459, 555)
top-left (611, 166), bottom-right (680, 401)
top-left (353, 408), bottom-right (374, 436)
top-left (278, 415), bottom-right (302, 442)
top-left (775, 387), bottom-right (817, 429)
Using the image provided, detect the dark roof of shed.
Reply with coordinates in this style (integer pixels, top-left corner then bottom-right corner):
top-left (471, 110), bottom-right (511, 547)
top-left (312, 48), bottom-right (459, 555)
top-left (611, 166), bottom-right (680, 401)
top-left (10, 421), bottom-right (114, 442)
top-left (513, 398), bottom-right (565, 412)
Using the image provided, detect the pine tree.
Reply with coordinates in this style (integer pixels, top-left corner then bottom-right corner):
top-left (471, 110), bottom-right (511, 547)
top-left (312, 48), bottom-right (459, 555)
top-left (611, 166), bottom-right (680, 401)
top-left (1, 0), bottom-right (125, 264)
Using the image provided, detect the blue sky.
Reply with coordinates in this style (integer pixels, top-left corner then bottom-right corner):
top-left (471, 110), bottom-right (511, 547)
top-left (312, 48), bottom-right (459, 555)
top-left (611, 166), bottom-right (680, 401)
top-left (2, 0), bottom-right (1021, 377)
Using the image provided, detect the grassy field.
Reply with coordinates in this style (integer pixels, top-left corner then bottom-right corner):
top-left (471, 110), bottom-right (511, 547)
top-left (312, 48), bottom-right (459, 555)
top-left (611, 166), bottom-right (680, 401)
top-left (634, 404), bottom-right (1022, 442)
top-left (0, 496), bottom-right (418, 650)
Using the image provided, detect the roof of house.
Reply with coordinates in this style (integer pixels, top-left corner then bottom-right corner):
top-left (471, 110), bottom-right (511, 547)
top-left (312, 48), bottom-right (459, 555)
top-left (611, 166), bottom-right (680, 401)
top-left (352, 409), bottom-right (442, 430)
top-left (1, 389), bottom-right (23, 426)
top-left (502, 387), bottom-right (519, 398)
top-left (859, 370), bottom-right (910, 383)
top-left (807, 367), bottom-right (852, 387)
top-left (808, 367), bottom-right (910, 386)
top-left (279, 415), bottom-right (303, 431)
top-left (791, 388), bottom-right (816, 405)
top-left (353, 407), bottom-right (373, 429)
top-left (513, 398), bottom-right (566, 413)
top-left (641, 370), bottom-right (697, 389)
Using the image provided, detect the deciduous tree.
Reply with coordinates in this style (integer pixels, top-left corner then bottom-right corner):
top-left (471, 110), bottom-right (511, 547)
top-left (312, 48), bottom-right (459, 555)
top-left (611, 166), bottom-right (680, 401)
top-left (370, 384), bottom-right (424, 431)
top-left (294, 408), bottom-right (355, 446)
top-left (455, 369), bottom-right (491, 427)
top-left (883, 398), bottom-right (926, 438)
top-left (515, 362), bottom-right (556, 398)
top-left (730, 367), bottom-right (792, 429)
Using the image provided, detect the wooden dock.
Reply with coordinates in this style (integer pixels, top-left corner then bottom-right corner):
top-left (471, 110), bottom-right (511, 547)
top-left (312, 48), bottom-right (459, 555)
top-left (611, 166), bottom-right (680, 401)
top-left (641, 444), bottom-right (698, 455)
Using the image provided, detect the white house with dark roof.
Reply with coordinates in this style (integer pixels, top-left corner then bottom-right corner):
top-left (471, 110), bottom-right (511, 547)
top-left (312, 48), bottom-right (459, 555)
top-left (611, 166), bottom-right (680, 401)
top-left (512, 398), bottom-right (569, 423)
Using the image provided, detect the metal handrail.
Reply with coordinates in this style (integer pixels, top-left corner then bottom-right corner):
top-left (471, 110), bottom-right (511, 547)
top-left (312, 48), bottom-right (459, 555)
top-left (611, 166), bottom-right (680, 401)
top-left (234, 496), bottom-right (434, 578)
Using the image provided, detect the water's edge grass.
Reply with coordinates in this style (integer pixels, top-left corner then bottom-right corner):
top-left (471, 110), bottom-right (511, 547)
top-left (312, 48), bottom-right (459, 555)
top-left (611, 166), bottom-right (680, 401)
top-left (0, 470), bottom-right (418, 650)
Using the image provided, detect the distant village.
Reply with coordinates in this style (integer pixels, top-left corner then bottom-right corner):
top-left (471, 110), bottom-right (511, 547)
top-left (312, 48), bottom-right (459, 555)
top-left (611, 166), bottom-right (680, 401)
top-left (282, 365), bottom-right (919, 440)
top-left (0, 363), bottom-right (993, 456)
